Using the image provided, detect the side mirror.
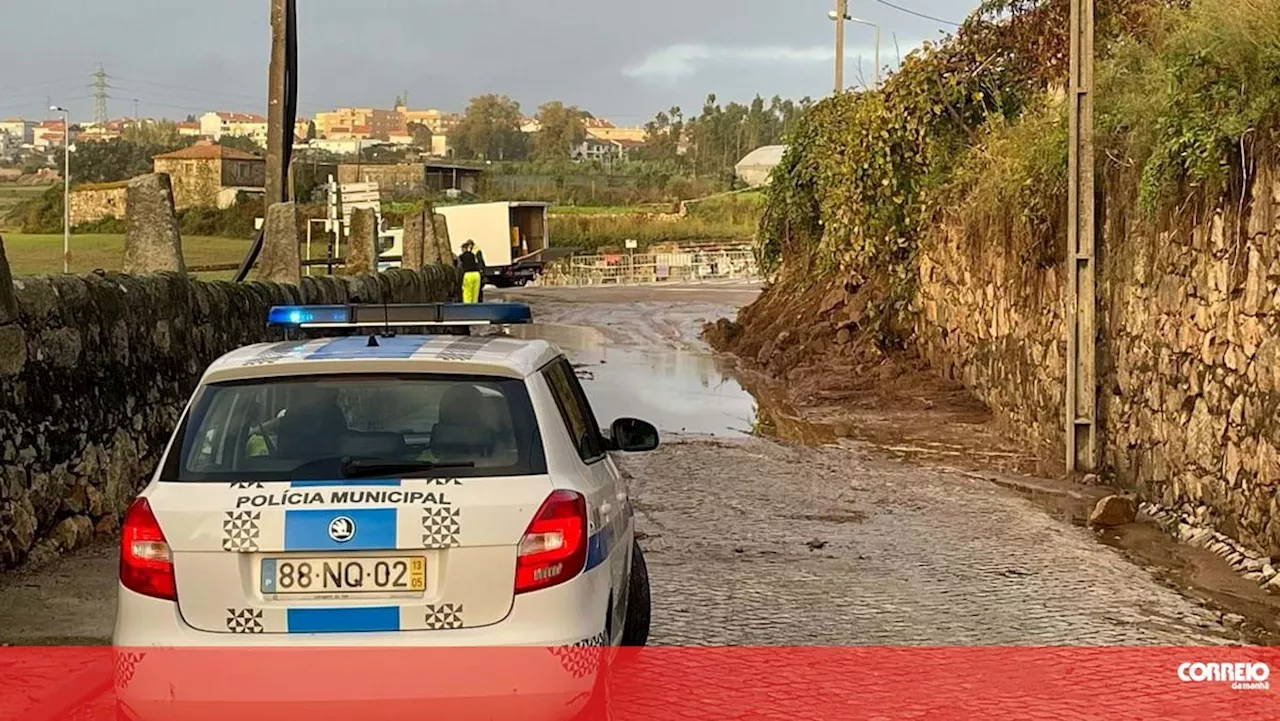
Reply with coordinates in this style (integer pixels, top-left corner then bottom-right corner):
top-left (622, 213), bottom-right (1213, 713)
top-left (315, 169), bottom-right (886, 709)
top-left (609, 418), bottom-right (659, 453)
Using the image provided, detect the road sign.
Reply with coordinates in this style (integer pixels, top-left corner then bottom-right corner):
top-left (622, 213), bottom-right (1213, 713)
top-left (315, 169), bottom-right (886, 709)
top-left (625, 239), bottom-right (638, 250)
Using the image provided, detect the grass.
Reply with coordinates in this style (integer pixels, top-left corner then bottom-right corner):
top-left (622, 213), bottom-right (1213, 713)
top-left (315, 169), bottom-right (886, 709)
top-left (0, 184), bottom-right (51, 222)
top-left (547, 204), bottom-right (675, 216)
top-left (1, 233), bottom-right (253, 277)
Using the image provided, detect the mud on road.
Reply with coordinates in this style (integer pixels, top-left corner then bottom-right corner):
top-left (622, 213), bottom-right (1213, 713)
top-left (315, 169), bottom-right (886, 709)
top-left (0, 282), bottom-right (1276, 645)
top-left (504, 284), bottom-right (1278, 645)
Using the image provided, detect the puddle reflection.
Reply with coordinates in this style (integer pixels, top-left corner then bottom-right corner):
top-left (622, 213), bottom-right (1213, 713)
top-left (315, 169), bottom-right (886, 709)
top-left (506, 323), bottom-right (757, 437)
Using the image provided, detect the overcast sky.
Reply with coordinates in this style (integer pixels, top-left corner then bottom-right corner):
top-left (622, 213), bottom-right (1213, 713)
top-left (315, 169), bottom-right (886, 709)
top-left (0, 0), bottom-right (981, 125)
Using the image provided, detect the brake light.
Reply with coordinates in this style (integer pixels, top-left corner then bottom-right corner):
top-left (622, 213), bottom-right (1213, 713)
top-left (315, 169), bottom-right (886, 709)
top-left (515, 490), bottom-right (587, 594)
top-left (120, 498), bottom-right (177, 601)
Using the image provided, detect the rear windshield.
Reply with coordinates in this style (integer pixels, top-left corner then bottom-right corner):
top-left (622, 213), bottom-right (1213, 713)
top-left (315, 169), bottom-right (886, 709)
top-left (161, 374), bottom-right (545, 482)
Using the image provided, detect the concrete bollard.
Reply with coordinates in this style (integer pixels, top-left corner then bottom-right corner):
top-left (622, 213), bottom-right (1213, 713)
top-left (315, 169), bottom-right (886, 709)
top-left (123, 173), bottom-right (186, 274)
top-left (256, 202), bottom-right (302, 284)
top-left (402, 208), bottom-right (427, 269)
top-left (346, 207), bottom-right (376, 276)
top-left (432, 212), bottom-right (454, 264)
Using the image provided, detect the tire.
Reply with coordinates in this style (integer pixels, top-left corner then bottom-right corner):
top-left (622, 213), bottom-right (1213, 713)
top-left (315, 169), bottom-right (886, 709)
top-left (621, 540), bottom-right (650, 647)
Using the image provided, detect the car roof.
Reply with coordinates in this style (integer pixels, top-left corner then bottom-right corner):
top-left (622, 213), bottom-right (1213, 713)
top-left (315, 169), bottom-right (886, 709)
top-left (202, 333), bottom-right (560, 384)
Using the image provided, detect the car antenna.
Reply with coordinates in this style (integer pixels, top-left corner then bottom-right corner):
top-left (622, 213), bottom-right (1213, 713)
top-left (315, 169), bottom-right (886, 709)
top-left (381, 292), bottom-right (395, 339)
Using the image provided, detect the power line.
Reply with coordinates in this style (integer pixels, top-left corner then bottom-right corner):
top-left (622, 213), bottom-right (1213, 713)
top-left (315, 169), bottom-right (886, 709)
top-left (870, 0), bottom-right (962, 26)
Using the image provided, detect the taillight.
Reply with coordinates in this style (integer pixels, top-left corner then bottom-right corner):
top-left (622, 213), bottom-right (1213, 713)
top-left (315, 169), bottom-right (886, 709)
top-left (120, 498), bottom-right (177, 601)
top-left (515, 490), bottom-right (587, 595)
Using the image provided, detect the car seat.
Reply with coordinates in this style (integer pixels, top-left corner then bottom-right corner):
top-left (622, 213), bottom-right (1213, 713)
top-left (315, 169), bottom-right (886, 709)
top-left (430, 384), bottom-right (499, 463)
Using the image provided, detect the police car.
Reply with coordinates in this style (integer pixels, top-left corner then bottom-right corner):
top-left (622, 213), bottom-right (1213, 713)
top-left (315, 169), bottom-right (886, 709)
top-left (112, 302), bottom-right (656, 720)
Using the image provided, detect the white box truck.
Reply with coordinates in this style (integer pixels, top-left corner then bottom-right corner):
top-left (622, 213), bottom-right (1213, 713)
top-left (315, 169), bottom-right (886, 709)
top-left (435, 201), bottom-right (550, 287)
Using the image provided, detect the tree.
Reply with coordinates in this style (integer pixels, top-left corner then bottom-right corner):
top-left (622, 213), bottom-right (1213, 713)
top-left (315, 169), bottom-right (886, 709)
top-left (452, 94), bottom-right (527, 161)
top-left (216, 135), bottom-right (265, 156)
top-left (71, 135), bottom-right (190, 184)
top-left (122, 120), bottom-right (184, 148)
top-left (640, 106), bottom-right (684, 163)
top-left (532, 101), bottom-right (587, 161)
top-left (306, 121), bottom-right (317, 141)
top-left (407, 121), bottom-right (433, 150)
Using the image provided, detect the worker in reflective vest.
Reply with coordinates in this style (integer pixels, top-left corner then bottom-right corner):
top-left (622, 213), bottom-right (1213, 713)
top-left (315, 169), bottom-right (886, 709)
top-left (457, 240), bottom-right (483, 304)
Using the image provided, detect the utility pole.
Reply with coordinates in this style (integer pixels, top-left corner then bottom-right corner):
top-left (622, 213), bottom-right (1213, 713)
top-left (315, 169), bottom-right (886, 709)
top-left (833, 0), bottom-right (848, 93)
top-left (1066, 0), bottom-right (1097, 472)
top-left (266, 0), bottom-right (287, 206)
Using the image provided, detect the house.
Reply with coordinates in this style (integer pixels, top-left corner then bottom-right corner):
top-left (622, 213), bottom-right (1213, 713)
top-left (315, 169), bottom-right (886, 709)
top-left (586, 125), bottom-right (647, 144)
top-left (31, 120), bottom-right (75, 149)
top-left (570, 136), bottom-right (622, 163)
top-left (335, 161), bottom-right (482, 195)
top-left (152, 140), bottom-right (266, 209)
top-left (0, 119), bottom-right (36, 145)
top-left (177, 121), bottom-right (203, 138)
top-left (199, 111), bottom-right (269, 144)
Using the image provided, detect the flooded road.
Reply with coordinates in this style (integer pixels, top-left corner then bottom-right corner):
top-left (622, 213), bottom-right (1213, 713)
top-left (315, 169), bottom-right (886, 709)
top-left (508, 322), bottom-right (757, 437)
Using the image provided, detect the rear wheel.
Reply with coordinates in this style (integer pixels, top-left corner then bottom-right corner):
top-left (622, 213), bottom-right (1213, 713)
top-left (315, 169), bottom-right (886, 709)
top-left (621, 540), bottom-right (650, 647)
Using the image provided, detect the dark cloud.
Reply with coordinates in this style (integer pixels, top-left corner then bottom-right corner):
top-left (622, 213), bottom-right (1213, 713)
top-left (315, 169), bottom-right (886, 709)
top-left (0, 0), bottom-right (977, 124)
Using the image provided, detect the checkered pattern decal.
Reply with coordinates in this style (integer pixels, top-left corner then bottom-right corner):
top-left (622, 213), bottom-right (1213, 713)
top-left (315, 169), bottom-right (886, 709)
top-left (222, 511), bottom-right (262, 552)
top-left (422, 507), bottom-right (462, 548)
top-left (231, 482), bottom-right (265, 490)
top-left (424, 604), bottom-right (465, 630)
top-left (434, 336), bottom-right (500, 361)
top-left (226, 609), bottom-right (265, 634)
top-left (114, 652), bottom-right (145, 689)
top-left (549, 630), bottom-right (609, 678)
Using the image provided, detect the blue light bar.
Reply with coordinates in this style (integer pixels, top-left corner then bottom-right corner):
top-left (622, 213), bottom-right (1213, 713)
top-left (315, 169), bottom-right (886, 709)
top-left (266, 303), bottom-right (533, 328)
top-left (267, 305), bottom-right (352, 327)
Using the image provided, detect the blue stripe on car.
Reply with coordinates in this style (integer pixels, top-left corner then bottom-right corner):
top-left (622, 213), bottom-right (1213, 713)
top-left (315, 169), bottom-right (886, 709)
top-left (584, 526), bottom-right (613, 572)
top-left (287, 607), bottom-right (400, 634)
top-left (283, 508), bottom-right (397, 551)
top-left (289, 479), bottom-right (402, 488)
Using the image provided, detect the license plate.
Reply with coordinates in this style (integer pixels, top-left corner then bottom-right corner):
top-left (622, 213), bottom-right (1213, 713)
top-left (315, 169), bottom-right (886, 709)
top-left (260, 557), bottom-right (425, 595)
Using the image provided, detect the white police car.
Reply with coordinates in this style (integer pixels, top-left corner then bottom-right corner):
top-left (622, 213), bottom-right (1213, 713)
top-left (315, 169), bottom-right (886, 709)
top-left (112, 302), bottom-right (656, 720)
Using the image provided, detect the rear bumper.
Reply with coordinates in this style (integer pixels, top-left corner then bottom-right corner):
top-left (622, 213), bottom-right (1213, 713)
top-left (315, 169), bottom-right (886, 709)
top-left (113, 573), bottom-right (610, 721)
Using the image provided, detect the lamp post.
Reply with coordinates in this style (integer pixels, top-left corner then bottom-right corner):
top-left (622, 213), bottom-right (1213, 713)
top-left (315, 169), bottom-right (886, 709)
top-left (50, 105), bottom-right (70, 273)
top-left (829, 4), bottom-right (882, 90)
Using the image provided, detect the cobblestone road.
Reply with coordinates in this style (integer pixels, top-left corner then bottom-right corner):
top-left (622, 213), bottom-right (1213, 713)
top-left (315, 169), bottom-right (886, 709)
top-left (509, 284), bottom-right (1242, 646)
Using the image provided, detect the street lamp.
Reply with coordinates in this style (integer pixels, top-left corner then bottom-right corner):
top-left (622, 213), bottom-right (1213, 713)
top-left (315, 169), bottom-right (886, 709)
top-left (829, 2), bottom-right (882, 91)
top-left (50, 105), bottom-right (70, 273)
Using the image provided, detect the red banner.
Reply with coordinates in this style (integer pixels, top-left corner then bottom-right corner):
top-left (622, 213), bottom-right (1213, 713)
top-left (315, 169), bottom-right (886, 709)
top-left (2, 646), bottom-right (1277, 721)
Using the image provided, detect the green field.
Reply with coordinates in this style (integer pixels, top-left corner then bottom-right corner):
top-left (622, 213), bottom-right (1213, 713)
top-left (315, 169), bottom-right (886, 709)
top-left (0, 184), bottom-right (51, 221)
top-left (1, 233), bottom-right (252, 277)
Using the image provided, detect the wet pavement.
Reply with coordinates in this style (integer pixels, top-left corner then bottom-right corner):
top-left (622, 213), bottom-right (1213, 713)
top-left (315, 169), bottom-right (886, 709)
top-left (0, 281), bottom-right (1276, 646)
top-left (507, 322), bottom-right (756, 438)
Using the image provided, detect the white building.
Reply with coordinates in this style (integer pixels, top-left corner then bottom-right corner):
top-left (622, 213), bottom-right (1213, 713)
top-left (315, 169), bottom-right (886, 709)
top-left (200, 111), bottom-right (269, 145)
top-left (0, 119), bottom-right (36, 145)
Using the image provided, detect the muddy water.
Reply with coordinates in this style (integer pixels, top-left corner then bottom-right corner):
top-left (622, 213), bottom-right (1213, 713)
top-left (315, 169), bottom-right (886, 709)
top-left (503, 306), bottom-right (1280, 645)
top-left (506, 323), bottom-right (758, 437)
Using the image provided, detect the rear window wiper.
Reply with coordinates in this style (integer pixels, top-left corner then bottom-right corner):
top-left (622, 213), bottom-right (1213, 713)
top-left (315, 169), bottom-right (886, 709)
top-left (340, 458), bottom-right (475, 479)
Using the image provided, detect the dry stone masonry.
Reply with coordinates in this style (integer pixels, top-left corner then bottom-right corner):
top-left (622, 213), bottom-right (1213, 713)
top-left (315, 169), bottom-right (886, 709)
top-left (0, 232), bottom-right (462, 569)
top-left (916, 164), bottom-right (1280, 558)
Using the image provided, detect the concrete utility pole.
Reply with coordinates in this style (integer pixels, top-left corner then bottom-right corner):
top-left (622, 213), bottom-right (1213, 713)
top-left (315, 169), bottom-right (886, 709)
top-left (1066, 0), bottom-right (1097, 472)
top-left (50, 105), bottom-right (70, 274)
top-left (833, 0), bottom-right (849, 93)
top-left (265, 0), bottom-right (287, 205)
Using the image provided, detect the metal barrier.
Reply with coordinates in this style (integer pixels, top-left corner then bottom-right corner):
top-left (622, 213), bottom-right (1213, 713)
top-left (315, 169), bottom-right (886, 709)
top-left (536, 248), bottom-right (758, 287)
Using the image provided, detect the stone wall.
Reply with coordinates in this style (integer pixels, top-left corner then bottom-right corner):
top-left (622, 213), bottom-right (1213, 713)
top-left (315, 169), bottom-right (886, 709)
top-left (0, 248), bottom-right (462, 569)
top-left (154, 158), bottom-right (222, 210)
top-left (916, 166), bottom-right (1280, 555)
top-left (69, 185), bottom-right (128, 227)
